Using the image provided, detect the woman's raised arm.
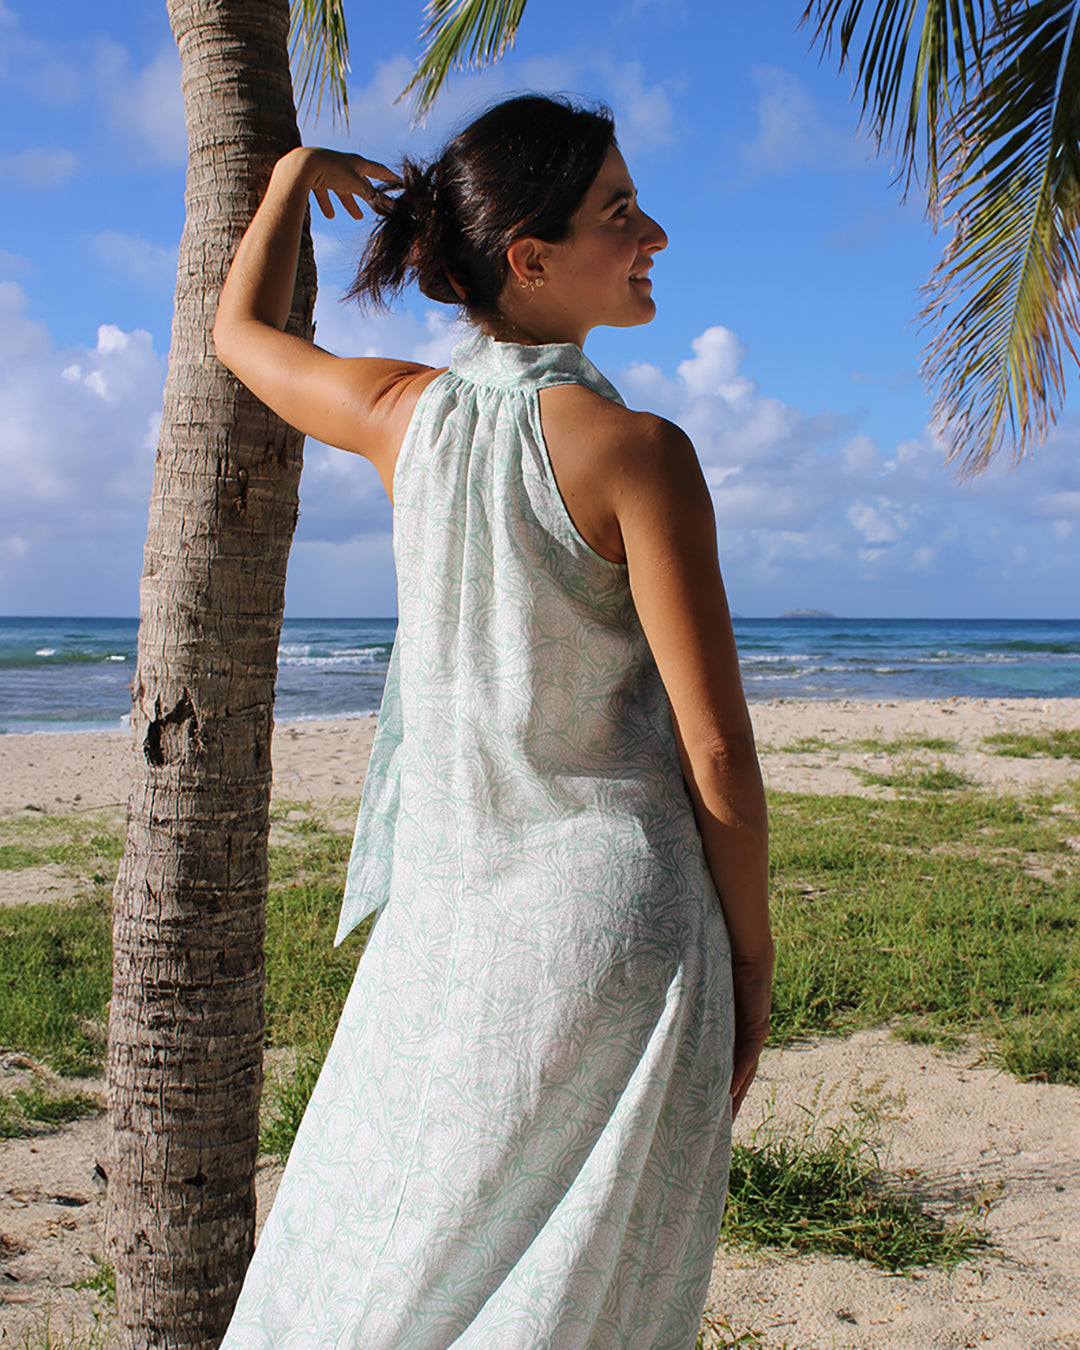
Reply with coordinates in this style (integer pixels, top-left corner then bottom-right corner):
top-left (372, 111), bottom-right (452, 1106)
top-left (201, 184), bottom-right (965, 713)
top-left (213, 147), bottom-right (440, 490)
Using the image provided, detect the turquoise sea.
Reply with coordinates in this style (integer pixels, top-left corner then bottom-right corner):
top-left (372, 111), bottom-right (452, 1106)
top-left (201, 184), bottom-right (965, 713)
top-left (0, 615), bottom-right (1076, 735)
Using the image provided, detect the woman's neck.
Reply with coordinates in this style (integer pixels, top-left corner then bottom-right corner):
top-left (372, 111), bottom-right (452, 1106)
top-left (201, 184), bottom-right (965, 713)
top-left (480, 295), bottom-right (587, 349)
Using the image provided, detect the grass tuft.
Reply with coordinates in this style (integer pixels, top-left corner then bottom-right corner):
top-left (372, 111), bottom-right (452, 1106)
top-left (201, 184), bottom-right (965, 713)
top-left (260, 1046), bottom-right (330, 1163)
top-left (0, 843), bottom-right (47, 869)
top-left (70, 1259), bottom-right (115, 1305)
top-left (854, 763), bottom-right (973, 792)
top-left (851, 734), bottom-right (960, 754)
top-left (12, 1309), bottom-right (112, 1350)
top-left (697, 1315), bottom-right (785, 1349)
top-left (982, 729), bottom-right (1080, 760)
top-left (722, 1096), bottom-right (985, 1271)
top-left (782, 735), bottom-right (830, 754)
top-left (0, 1082), bottom-right (103, 1138)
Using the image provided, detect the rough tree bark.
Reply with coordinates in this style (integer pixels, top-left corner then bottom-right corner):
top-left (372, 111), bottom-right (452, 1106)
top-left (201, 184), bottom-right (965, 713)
top-left (106, 1), bottom-right (315, 1345)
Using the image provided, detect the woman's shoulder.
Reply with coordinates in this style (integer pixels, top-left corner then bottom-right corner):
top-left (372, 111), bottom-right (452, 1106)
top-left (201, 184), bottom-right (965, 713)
top-left (537, 384), bottom-right (699, 564)
top-left (540, 382), bottom-right (692, 475)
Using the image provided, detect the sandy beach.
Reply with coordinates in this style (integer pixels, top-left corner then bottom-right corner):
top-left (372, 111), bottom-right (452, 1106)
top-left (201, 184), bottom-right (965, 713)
top-left (1, 696), bottom-right (1079, 819)
top-left (1, 696), bottom-right (1078, 1347)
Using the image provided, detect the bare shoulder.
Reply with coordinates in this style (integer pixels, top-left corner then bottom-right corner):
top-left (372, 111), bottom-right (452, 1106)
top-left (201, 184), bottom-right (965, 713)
top-left (544, 385), bottom-right (694, 473)
top-left (538, 385), bottom-right (702, 563)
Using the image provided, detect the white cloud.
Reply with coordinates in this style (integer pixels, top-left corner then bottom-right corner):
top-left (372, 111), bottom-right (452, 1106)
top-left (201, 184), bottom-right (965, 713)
top-left (847, 497), bottom-right (907, 547)
top-left (622, 326), bottom-right (805, 469)
top-left (677, 326), bottom-right (753, 400)
top-left (4, 263), bottom-right (1079, 616)
top-left (0, 281), bottom-right (51, 360)
top-left (740, 67), bottom-right (867, 175)
top-left (97, 41), bottom-right (186, 167)
top-left (0, 149), bottom-right (77, 189)
top-left (1033, 489), bottom-right (1080, 519)
top-left (841, 435), bottom-right (881, 476)
top-left (593, 59), bottom-right (676, 152)
top-left (91, 231), bottom-right (178, 288)
top-left (310, 235), bottom-right (469, 365)
top-left (0, 286), bottom-right (165, 610)
top-left (303, 51), bottom-right (678, 164)
top-left (608, 324), bottom-right (1080, 612)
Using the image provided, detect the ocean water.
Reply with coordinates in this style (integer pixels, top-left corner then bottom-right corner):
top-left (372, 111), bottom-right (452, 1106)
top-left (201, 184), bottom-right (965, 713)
top-left (0, 615), bottom-right (1076, 735)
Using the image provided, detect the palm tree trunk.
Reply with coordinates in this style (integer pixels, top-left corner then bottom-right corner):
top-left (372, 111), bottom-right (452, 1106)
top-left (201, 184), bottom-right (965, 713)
top-left (106, 1), bottom-right (314, 1344)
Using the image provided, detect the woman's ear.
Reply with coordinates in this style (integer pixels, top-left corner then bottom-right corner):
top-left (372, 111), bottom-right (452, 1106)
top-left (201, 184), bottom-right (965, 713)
top-left (506, 237), bottom-right (546, 287)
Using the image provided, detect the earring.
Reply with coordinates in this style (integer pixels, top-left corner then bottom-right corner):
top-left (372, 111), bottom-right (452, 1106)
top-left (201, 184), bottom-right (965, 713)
top-left (519, 276), bottom-right (545, 292)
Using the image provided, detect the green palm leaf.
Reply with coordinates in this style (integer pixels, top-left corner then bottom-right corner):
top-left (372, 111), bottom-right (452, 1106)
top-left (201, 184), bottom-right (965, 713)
top-left (802, 0), bottom-right (994, 204)
top-left (404, 0), bottom-right (529, 116)
top-left (924, 0), bottom-right (1080, 470)
top-left (290, 0), bottom-right (351, 128)
top-left (809, 0), bottom-right (1080, 471)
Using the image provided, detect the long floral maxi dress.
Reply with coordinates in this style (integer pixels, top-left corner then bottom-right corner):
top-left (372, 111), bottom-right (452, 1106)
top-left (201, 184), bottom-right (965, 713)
top-left (218, 333), bottom-right (735, 1350)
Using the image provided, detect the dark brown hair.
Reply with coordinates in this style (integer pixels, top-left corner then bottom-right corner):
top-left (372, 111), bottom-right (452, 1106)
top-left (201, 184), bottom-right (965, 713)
top-left (347, 94), bottom-right (616, 319)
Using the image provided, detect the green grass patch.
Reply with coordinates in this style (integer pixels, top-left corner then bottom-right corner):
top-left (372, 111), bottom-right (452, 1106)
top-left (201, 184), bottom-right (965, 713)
top-left (0, 1082), bottom-right (103, 1138)
top-left (0, 843), bottom-right (47, 869)
top-left (982, 729), bottom-right (1080, 760)
top-left (0, 813), bottom-right (123, 872)
top-left (781, 735), bottom-right (831, 754)
top-left (12, 1311), bottom-right (113, 1350)
top-left (3, 789), bottom-right (1077, 1166)
top-left (854, 764), bottom-right (973, 792)
top-left (260, 1047), bottom-right (328, 1162)
top-left (778, 733), bottom-right (961, 756)
top-left (769, 788), bottom-right (1079, 1082)
top-left (71, 1259), bottom-right (116, 1305)
top-left (850, 734), bottom-right (959, 755)
top-left (0, 898), bottom-right (112, 1074)
top-left (260, 810), bottom-right (368, 1157)
top-left (722, 1100), bottom-right (984, 1270)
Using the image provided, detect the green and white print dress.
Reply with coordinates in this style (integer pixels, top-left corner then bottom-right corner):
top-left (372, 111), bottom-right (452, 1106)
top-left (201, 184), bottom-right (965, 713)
top-left (220, 334), bottom-right (735, 1350)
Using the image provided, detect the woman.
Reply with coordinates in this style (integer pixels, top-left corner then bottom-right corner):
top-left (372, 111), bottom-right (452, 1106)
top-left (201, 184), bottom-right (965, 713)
top-left (214, 94), bottom-right (772, 1350)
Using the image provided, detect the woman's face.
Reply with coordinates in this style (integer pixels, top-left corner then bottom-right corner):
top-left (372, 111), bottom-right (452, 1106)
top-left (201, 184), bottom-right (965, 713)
top-left (511, 145), bottom-right (668, 346)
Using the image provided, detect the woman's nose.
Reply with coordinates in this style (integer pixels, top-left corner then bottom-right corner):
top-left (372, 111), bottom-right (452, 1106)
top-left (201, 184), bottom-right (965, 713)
top-left (642, 212), bottom-right (667, 253)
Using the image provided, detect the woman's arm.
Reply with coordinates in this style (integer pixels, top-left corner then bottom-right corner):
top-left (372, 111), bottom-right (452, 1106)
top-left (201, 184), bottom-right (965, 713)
top-left (213, 147), bottom-right (440, 489)
top-left (614, 413), bottom-right (772, 1119)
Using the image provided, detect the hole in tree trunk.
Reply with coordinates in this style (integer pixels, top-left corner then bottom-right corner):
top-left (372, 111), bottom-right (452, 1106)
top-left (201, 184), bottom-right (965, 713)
top-left (143, 690), bottom-right (199, 767)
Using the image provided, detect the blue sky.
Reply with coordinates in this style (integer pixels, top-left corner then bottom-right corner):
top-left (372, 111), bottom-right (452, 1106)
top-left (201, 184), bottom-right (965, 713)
top-left (1, 0), bottom-right (1078, 618)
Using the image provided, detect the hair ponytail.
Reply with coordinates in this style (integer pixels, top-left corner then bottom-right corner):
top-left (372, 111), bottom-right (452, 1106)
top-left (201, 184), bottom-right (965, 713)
top-left (347, 94), bottom-right (615, 320)
top-left (347, 160), bottom-right (460, 311)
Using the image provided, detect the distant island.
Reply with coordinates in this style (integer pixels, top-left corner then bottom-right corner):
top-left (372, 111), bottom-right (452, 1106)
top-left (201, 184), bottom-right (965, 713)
top-left (779, 609), bottom-right (837, 619)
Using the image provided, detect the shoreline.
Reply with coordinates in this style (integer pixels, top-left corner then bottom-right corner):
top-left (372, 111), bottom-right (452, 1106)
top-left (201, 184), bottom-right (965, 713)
top-left (0, 697), bottom-right (1077, 818)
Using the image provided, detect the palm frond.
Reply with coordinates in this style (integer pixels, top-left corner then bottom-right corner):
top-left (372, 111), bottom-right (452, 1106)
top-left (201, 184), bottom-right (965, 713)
top-left (923, 0), bottom-right (1080, 472)
top-left (289, 0), bottom-right (351, 129)
top-left (802, 0), bottom-right (994, 204)
top-left (404, 0), bottom-right (529, 117)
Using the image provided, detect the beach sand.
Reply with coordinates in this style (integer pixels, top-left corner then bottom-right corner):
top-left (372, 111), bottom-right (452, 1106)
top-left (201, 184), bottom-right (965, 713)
top-left (2, 696), bottom-right (1079, 819)
top-left (1, 697), bottom-right (1078, 1346)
